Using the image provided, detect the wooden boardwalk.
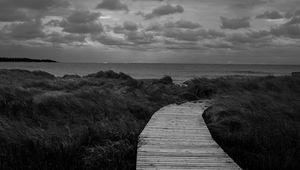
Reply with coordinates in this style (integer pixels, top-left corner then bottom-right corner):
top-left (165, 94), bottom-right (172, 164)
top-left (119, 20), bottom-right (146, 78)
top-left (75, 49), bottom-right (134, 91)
top-left (136, 101), bottom-right (241, 170)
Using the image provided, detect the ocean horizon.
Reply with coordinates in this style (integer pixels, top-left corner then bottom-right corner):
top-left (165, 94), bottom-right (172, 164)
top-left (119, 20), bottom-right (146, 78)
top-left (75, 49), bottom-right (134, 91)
top-left (1, 62), bottom-right (299, 83)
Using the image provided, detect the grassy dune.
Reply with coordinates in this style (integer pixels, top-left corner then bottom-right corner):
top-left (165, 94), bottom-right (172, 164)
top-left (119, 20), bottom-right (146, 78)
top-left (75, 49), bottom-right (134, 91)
top-left (0, 69), bottom-right (299, 170)
top-left (0, 69), bottom-right (186, 170)
top-left (189, 76), bottom-right (300, 170)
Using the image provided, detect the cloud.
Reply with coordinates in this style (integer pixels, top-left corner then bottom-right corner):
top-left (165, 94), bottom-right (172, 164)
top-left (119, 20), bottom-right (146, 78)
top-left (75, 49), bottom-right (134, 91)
top-left (45, 19), bottom-right (62, 26)
top-left (132, 0), bottom-right (163, 1)
top-left (45, 32), bottom-right (86, 45)
top-left (220, 17), bottom-right (250, 29)
top-left (270, 24), bottom-right (300, 39)
top-left (145, 20), bottom-right (223, 43)
top-left (226, 31), bottom-right (271, 45)
top-left (113, 25), bottom-right (126, 34)
top-left (96, 0), bottom-right (128, 11)
top-left (165, 20), bottom-right (201, 29)
top-left (145, 23), bottom-right (163, 32)
top-left (0, 0), bottom-right (69, 10)
top-left (285, 9), bottom-right (300, 18)
top-left (256, 11), bottom-right (283, 19)
top-left (60, 10), bottom-right (103, 34)
top-left (123, 21), bottom-right (138, 31)
top-left (61, 21), bottom-right (103, 34)
top-left (3, 20), bottom-right (45, 40)
top-left (285, 16), bottom-right (300, 25)
top-left (146, 20), bottom-right (201, 33)
top-left (231, 0), bottom-right (268, 8)
top-left (93, 34), bottom-right (130, 45)
top-left (163, 28), bottom-right (225, 42)
top-left (113, 21), bottom-right (138, 34)
top-left (66, 11), bottom-right (101, 23)
top-left (203, 40), bottom-right (233, 49)
top-left (143, 4), bottom-right (184, 19)
top-left (0, 8), bottom-right (30, 22)
top-left (0, 0), bottom-right (69, 22)
top-left (164, 29), bottom-right (200, 41)
top-left (125, 31), bottom-right (155, 44)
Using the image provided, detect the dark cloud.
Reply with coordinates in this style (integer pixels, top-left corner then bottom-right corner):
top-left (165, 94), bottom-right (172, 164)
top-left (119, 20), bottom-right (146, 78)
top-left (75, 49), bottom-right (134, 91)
top-left (226, 31), bottom-right (270, 45)
top-left (226, 21), bottom-right (300, 44)
top-left (132, 0), bottom-right (163, 1)
top-left (143, 4), bottom-right (184, 20)
top-left (230, 0), bottom-right (268, 9)
top-left (285, 16), bottom-right (300, 25)
top-left (145, 23), bottom-right (163, 32)
top-left (146, 20), bottom-right (201, 33)
top-left (145, 21), bottom-right (223, 42)
top-left (270, 24), bottom-right (300, 39)
top-left (123, 21), bottom-right (138, 31)
top-left (61, 21), bottom-right (103, 34)
top-left (0, 0), bottom-right (69, 22)
top-left (113, 21), bottom-right (138, 34)
top-left (46, 32), bottom-right (86, 45)
top-left (113, 25), bottom-right (126, 34)
top-left (0, 8), bottom-right (30, 22)
top-left (256, 11), bottom-right (283, 19)
top-left (60, 10), bottom-right (103, 34)
top-left (285, 9), bottom-right (300, 18)
top-left (0, 0), bottom-right (69, 10)
top-left (3, 20), bottom-right (45, 40)
top-left (125, 31), bottom-right (154, 44)
top-left (96, 0), bottom-right (128, 11)
top-left (203, 41), bottom-right (233, 49)
top-left (220, 17), bottom-right (250, 29)
top-left (165, 20), bottom-right (201, 29)
top-left (66, 11), bottom-right (101, 23)
top-left (93, 34), bottom-right (130, 45)
top-left (164, 28), bottom-right (224, 42)
top-left (164, 29), bottom-right (199, 41)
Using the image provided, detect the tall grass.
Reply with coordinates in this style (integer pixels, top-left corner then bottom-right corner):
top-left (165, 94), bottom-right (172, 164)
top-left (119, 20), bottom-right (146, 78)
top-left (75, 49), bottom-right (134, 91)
top-left (196, 76), bottom-right (300, 170)
top-left (2, 69), bottom-right (298, 170)
top-left (0, 69), bottom-right (183, 170)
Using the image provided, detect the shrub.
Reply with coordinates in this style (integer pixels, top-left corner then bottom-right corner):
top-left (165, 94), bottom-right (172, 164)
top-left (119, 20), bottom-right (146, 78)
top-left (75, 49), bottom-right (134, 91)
top-left (87, 70), bottom-right (133, 80)
top-left (32, 70), bottom-right (55, 79)
top-left (63, 75), bottom-right (81, 79)
top-left (158, 76), bottom-right (173, 84)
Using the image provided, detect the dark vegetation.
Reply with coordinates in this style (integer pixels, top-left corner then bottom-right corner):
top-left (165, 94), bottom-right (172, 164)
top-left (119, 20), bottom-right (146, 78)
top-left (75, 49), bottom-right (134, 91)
top-left (1, 69), bottom-right (299, 170)
top-left (189, 76), bottom-right (300, 170)
top-left (0, 57), bottom-right (57, 62)
top-left (0, 69), bottom-right (191, 170)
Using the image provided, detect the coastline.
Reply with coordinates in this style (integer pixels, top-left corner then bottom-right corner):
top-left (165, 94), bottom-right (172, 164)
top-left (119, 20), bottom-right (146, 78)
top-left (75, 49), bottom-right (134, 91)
top-left (0, 57), bottom-right (57, 63)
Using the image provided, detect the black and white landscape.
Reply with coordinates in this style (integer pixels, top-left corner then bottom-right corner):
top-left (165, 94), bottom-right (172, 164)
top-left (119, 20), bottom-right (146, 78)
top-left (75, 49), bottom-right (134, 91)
top-left (0, 0), bottom-right (300, 170)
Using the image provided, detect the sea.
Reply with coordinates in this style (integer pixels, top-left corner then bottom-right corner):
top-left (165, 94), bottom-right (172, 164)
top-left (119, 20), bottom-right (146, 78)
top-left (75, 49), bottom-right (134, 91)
top-left (1, 62), bottom-right (300, 83)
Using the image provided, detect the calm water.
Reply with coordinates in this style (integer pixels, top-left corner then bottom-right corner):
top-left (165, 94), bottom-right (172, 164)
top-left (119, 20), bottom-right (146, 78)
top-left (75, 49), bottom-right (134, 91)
top-left (1, 62), bottom-right (299, 83)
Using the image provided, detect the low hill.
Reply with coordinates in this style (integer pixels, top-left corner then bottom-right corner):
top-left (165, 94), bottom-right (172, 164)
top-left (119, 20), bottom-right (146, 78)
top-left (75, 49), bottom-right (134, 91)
top-left (0, 57), bottom-right (57, 62)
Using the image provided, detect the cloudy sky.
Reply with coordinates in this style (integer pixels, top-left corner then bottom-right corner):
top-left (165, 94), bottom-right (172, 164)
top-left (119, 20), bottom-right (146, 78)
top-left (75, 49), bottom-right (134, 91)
top-left (0, 0), bottom-right (300, 64)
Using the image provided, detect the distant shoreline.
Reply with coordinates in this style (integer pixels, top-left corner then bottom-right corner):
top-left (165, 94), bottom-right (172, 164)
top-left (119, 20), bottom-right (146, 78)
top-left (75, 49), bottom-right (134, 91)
top-left (0, 58), bottom-right (57, 63)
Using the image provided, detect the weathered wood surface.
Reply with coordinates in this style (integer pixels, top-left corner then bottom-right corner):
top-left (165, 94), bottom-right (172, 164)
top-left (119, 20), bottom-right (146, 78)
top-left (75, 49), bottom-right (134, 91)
top-left (136, 101), bottom-right (241, 170)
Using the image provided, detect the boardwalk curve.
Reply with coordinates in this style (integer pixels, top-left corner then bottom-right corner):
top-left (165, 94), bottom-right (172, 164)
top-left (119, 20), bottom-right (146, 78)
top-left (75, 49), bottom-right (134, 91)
top-left (136, 101), bottom-right (241, 170)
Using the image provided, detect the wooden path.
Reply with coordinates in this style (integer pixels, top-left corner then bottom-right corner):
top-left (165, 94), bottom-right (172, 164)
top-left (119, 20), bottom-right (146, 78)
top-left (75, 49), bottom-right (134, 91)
top-left (136, 101), bottom-right (241, 170)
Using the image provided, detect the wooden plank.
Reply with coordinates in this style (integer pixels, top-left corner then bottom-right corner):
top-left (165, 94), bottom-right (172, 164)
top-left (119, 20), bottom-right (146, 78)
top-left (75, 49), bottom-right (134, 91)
top-left (136, 101), bottom-right (242, 170)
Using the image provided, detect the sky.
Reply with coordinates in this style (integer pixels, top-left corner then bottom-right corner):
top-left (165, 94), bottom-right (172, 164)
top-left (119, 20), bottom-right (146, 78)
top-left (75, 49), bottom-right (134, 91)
top-left (0, 0), bottom-right (300, 64)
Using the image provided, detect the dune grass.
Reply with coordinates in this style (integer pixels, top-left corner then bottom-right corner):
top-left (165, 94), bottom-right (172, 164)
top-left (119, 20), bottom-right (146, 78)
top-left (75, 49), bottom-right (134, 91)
top-left (0, 69), bottom-right (184, 170)
top-left (1, 69), bottom-right (299, 170)
top-left (191, 76), bottom-right (300, 170)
